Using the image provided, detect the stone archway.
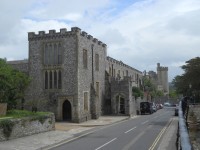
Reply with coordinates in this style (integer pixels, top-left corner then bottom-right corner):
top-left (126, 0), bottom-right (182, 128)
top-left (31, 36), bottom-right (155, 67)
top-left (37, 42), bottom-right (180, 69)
top-left (62, 100), bottom-right (72, 121)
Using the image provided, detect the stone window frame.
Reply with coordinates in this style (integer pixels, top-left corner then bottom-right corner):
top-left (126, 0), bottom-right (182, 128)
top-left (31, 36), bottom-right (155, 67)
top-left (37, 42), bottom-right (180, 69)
top-left (43, 42), bottom-right (63, 66)
top-left (44, 69), bottom-right (62, 90)
top-left (95, 82), bottom-right (100, 98)
top-left (83, 91), bottom-right (89, 111)
top-left (95, 53), bottom-right (99, 71)
top-left (83, 49), bottom-right (88, 69)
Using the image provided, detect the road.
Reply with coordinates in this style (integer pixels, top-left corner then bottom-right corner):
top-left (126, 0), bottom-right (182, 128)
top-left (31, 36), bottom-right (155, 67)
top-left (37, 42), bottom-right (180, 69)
top-left (49, 108), bottom-right (176, 150)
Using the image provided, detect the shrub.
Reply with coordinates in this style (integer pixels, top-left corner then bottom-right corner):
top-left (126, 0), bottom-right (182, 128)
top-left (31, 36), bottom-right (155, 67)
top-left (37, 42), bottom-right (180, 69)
top-left (0, 119), bottom-right (14, 139)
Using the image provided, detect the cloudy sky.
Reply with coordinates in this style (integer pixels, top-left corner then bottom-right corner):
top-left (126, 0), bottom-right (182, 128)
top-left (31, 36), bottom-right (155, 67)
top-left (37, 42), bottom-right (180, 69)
top-left (0, 0), bottom-right (200, 81)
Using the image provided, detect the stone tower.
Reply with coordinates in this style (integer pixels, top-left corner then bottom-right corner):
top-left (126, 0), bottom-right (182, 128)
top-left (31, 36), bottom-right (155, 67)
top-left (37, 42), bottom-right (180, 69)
top-left (26, 27), bottom-right (107, 123)
top-left (157, 63), bottom-right (169, 95)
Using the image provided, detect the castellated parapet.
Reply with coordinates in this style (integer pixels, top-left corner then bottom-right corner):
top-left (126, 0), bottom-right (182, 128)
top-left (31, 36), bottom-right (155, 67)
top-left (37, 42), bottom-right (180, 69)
top-left (28, 27), bottom-right (107, 48)
top-left (157, 63), bottom-right (168, 71)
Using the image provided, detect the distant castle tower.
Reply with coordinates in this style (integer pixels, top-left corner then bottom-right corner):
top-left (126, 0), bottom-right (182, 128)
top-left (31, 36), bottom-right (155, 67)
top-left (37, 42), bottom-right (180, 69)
top-left (157, 63), bottom-right (169, 95)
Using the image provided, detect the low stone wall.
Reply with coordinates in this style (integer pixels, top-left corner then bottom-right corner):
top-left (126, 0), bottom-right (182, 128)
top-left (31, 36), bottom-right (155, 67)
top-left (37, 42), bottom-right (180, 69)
top-left (0, 113), bottom-right (55, 141)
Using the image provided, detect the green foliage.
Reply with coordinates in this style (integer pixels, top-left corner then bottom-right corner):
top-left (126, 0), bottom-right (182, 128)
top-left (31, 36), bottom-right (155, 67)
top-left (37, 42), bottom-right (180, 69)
top-left (173, 57), bottom-right (200, 100)
top-left (169, 89), bottom-right (178, 99)
top-left (0, 58), bottom-right (30, 109)
top-left (0, 109), bottom-right (49, 120)
top-left (0, 119), bottom-right (14, 139)
top-left (132, 86), bottom-right (143, 99)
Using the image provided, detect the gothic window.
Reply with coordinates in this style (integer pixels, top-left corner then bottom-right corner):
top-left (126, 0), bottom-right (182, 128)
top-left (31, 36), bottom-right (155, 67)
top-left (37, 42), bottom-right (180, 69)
top-left (49, 71), bottom-right (53, 89)
top-left (58, 70), bottom-right (62, 89)
top-left (54, 71), bottom-right (57, 89)
top-left (95, 54), bottom-right (99, 71)
top-left (43, 42), bottom-right (62, 65)
top-left (49, 44), bottom-right (54, 65)
top-left (83, 49), bottom-right (88, 69)
top-left (44, 44), bottom-right (48, 65)
top-left (58, 44), bottom-right (62, 64)
top-left (54, 44), bottom-right (57, 65)
top-left (113, 69), bottom-right (116, 77)
top-left (44, 70), bottom-right (61, 90)
top-left (84, 92), bottom-right (89, 111)
top-left (45, 71), bottom-right (48, 89)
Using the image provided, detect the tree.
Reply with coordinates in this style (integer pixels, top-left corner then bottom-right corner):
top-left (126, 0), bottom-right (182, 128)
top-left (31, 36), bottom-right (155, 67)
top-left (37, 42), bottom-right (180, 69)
top-left (173, 57), bottom-right (200, 101)
top-left (132, 86), bottom-right (143, 100)
top-left (0, 58), bottom-right (30, 109)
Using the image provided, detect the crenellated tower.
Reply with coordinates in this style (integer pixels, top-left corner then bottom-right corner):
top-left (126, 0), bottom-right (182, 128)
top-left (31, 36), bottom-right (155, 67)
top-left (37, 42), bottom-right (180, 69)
top-left (157, 63), bottom-right (169, 95)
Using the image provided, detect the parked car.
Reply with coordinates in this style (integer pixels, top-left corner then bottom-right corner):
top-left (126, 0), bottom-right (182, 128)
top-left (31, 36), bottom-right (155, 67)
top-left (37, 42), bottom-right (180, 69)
top-left (140, 102), bottom-right (153, 115)
top-left (152, 102), bottom-right (157, 112)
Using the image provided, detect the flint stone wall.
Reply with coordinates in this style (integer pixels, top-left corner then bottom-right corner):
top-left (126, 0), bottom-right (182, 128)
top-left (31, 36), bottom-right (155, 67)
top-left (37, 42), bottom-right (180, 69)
top-left (0, 113), bottom-right (55, 141)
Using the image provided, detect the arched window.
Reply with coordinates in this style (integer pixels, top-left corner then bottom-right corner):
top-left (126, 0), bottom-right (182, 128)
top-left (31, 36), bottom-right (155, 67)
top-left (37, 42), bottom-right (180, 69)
top-left (49, 71), bottom-right (53, 89)
top-left (54, 71), bottom-right (57, 89)
top-left (45, 71), bottom-right (48, 89)
top-left (58, 70), bottom-right (62, 89)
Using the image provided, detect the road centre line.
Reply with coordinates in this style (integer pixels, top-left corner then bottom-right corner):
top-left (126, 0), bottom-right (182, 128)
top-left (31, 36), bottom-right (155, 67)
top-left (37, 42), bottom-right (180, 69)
top-left (125, 126), bottom-right (137, 134)
top-left (95, 138), bottom-right (117, 150)
top-left (141, 120), bottom-right (149, 125)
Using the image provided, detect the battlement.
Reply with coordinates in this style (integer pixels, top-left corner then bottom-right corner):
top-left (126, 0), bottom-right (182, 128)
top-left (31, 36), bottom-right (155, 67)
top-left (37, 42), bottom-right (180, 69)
top-left (157, 63), bottom-right (168, 71)
top-left (157, 66), bottom-right (168, 71)
top-left (28, 27), bottom-right (107, 47)
top-left (107, 56), bottom-right (142, 73)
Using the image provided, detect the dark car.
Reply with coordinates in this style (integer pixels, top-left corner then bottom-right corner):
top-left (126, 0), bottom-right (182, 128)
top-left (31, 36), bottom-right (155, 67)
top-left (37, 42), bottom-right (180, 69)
top-left (140, 102), bottom-right (153, 115)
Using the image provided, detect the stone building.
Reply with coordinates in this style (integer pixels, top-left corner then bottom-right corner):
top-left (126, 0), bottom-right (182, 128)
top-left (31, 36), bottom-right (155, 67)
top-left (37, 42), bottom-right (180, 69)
top-left (146, 63), bottom-right (169, 97)
top-left (104, 57), bottom-right (143, 116)
top-left (157, 63), bottom-right (169, 95)
top-left (8, 27), bottom-right (143, 122)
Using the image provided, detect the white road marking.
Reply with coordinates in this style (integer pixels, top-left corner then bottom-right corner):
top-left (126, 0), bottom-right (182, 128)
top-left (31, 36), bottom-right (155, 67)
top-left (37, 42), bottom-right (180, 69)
top-left (141, 120), bottom-right (149, 125)
top-left (95, 138), bottom-right (117, 150)
top-left (125, 127), bottom-right (137, 134)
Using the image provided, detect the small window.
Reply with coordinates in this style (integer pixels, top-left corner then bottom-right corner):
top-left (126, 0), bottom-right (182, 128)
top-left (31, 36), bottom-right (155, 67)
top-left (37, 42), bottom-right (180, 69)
top-left (95, 54), bottom-right (99, 71)
top-left (96, 82), bottom-right (99, 98)
top-left (83, 49), bottom-right (88, 69)
top-left (84, 92), bottom-right (89, 111)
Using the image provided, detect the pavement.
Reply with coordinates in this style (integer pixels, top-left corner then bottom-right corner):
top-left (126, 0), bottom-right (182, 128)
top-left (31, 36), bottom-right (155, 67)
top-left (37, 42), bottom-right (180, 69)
top-left (0, 115), bottom-right (178, 150)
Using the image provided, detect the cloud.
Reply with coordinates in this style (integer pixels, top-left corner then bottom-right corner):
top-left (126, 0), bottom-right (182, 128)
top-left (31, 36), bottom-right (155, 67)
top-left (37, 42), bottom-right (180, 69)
top-left (0, 0), bottom-right (200, 82)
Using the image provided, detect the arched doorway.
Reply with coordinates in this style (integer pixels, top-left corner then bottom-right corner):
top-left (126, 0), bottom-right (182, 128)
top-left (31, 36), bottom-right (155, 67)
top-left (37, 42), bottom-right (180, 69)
top-left (62, 100), bottom-right (72, 121)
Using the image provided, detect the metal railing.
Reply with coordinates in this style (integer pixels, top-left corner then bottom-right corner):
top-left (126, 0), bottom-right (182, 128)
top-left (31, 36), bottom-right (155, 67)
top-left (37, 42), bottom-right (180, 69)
top-left (177, 100), bottom-right (192, 150)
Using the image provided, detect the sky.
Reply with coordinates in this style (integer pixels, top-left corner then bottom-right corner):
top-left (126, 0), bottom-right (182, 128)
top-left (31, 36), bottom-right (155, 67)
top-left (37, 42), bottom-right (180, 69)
top-left (0, 0), bottom-right (200, 82)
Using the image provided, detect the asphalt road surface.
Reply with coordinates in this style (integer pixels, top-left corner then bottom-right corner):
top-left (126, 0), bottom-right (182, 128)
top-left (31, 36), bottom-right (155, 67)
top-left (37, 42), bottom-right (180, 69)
top-left (49, 108), bottom-right (176, 150)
